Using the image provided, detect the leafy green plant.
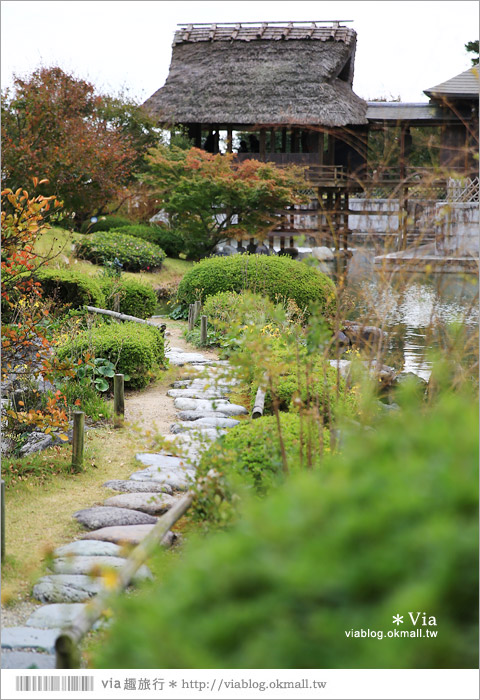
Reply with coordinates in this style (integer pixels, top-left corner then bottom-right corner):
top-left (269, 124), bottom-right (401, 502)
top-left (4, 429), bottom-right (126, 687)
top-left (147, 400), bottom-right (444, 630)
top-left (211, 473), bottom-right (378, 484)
top-left (57, 322), bottom-right (165, 389)
top-left (101, 277), bottom-right (157, 319)
top-left (109, 224), bottom-right (184, 259)
top-left (94, 387), bottom-right (478, 670)
top-left (176, 254), bottom-right (336, 319)
top-left (76, 231), bottom-right (166, 272)
top-left (34, 268), bottom-right (106, 308)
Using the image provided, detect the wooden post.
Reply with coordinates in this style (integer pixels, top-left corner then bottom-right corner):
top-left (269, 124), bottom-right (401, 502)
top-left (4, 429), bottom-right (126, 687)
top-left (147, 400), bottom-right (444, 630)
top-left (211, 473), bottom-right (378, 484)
top-left (71, 411), bottom-right (85, 473)
top-left (252, 387), bottom-right (266, 419)
top-left (227, 128), bottom-right (233, 153)
top-left (113, 293), bottom-right (120, 313)
top-left (259, 129), bottom-right (266, 161)
top-left (194, 300), bottom-right (202, 324)
top-left (1, 478), bottom-right (5, 563)
top-left (113, 374), bottom-right (125, 428)
top-left (188, 304), bottom-right (195, 331)
top-left (200, 315), bottom-right (207, 345)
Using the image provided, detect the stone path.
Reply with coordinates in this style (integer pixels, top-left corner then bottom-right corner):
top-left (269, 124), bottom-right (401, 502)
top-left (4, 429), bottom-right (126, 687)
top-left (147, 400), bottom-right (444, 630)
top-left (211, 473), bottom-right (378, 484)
top-left (1, 339), bottom-right (247, 669)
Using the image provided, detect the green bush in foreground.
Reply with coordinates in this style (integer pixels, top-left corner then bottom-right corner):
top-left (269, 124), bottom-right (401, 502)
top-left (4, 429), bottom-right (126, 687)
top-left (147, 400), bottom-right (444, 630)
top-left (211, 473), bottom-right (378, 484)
top-left (76, 231), bottom-right (166, 272)
top-left (199, 413), bottom-right (330, 494)
top-left (94, 388), bottom-right (478, 669)
top-left (176, 254), bottom-right (337, 319)
top-left (35, 268), bottom-right (106, 308)
top-left (111, 224), bottom-right (184, 259)
top-left (57, 322), bottom-right (165, 389)
top-left (101, 278), bottom-right (157, 319)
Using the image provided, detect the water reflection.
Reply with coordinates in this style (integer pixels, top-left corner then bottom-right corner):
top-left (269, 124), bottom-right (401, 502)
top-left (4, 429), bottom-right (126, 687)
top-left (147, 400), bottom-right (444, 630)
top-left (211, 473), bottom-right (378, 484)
top-left (336, 247), bottom-right (478, 379)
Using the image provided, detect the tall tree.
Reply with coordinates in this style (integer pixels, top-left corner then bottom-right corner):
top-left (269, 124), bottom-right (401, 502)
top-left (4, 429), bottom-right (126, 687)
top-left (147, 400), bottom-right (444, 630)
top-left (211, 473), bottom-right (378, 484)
top-left (1, 67), bottom-right (159, 227)
top-left (465, 40), bottom-right (479, 66)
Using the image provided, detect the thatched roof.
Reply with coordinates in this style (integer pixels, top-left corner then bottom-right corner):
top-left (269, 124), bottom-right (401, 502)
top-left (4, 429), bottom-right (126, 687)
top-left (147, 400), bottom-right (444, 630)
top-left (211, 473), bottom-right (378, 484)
top-left (143, 22), bottom-right (368, 128)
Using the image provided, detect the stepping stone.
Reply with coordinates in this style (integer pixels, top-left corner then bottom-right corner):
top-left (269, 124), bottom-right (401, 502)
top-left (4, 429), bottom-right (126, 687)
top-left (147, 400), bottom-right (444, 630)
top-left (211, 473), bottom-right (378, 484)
top-left (52, 556), bottom-right (151, 580)
top-left (134, 453), bottom-right (189, 469)
top-left (1, 650), bottom-right (56, 669)
top-left (81, 524), bottom-right (161, 546)
top-left (33, 575), bottom-right (105, 603)
top-left (129, 468), bottom-right (193, 491)
top-left (166, 352), bottom-right (211, 366)
top-left (173, 398), bottom-right (247, 416)
top-left (1, 627), bottom-right (60, 653)
top-left (167, 389), bottom-right (227, 399)
top-left (177, 410), bottom-right (232, 421)
top-left (170, 416), bottom-right (239, 433)
top-left (103, 492), bottom-right (178, 515)
top-left (103, 479), bottom-right (173, 495)
top-left (74, 506), bottom-right (157, 530)
top-left (54, 540), bottom-right (122, 558)
top-left (27, 603), bottom-right (90, 630)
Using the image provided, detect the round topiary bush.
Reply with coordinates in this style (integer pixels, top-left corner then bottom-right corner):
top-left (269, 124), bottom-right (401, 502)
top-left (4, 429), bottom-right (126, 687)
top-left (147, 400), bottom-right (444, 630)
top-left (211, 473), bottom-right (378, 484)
top-left (176, 254), bottom-right (336, 318)
top-left (80, 215), bottom-right (133, 233)
top-left (199, 413), bottom-right (330, 493)
top-left (101, 278), bottom-right (157, 319)
top-left (75, 232), bottom-right (166, 272)
top-left (110, 225), bottom-right (184, 259)
top-left (57, 321), bottom-right (165, 389)
top-left (35, 268), bottom-right (106, 308)
top-left (93, 389), bottom-right (478, 669)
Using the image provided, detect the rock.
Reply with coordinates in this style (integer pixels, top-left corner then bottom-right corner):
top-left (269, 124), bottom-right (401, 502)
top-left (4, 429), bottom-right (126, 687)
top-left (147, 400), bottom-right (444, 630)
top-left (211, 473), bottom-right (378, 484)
top-left (19, 432), bottom-right (54, 456)
top-left (328, 359), bottom-right (352, 380)
top-left (171, 416), bottom-right (240, 432)
top-left (129, 468), bottom-right (193, 490)
top-left (33, 574), bottom-right (105, 603)
top-left (54, 540), bottom-right (122, 558)
top-left (167, 388), bottom-right (227, 399)
top-left (26, 603), bottom-right (91, 630)
top-left (103, 492), bottom-right (178, 515)
top-left (1, 627), bottom-right (60, 653)
top-left (333, 330), bottom-right (352, 348)
top-left (173, 398), bottom-right (247, 416)
top-left (177, 410), bottom-right (231, 421)
top-left (343, 321), bottom-right (387, 347)
top-left (81, 525), bottom-right (175, 547)
top-left (73, 506), bottom-right (156, 530)
top-left (102, 479), bottom-right (173, 495)
top-left (1, 650), bottom-right (56, 669)
top-left (52, 556), bottom-right (151, 580)
top-left (135, 453), bottom-right (190, 470)
top-left (166, 352), bottom-right (212, 366)
top-left (311, 246), bottom-right (334, 261)
top-left (396, 372), bottom-right (428, 387)
top-left (362, 360), bottom-right (397, 386)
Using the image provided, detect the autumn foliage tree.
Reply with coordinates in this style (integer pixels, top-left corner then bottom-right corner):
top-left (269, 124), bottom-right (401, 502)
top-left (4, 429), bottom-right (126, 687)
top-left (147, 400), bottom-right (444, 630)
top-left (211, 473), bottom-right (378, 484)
top-left (142, 146), bottom-right (307, 259)
top-left (1, 67), bottom-right (159, 228)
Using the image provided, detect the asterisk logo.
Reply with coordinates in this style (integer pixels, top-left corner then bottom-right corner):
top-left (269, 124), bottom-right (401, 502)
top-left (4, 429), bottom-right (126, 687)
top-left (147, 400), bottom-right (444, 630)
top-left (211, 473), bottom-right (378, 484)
top-left (169, 681), bottom-right (177, 688)
top-left (392, 614), bottom-right (404, 625)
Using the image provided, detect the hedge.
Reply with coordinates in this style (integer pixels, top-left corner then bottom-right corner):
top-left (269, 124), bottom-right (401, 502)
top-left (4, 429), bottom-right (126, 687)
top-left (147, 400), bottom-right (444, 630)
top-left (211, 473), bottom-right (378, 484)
top-left (111, 224), bottom-right (184, 259)
top-left (35, 268), bottom-right (106, 308)
top-left (101, 278), bottom-right (157, 319)
top-left (176, 254), bottom-right (337, 318)
top-left (76, 231), bottom-right (166, 272)
top-left (93, 388), bottom-right (478, 669)
top-left (57, 321), bottom-right (166, 389)
top-left (80, 215), bottom-right (133, 233)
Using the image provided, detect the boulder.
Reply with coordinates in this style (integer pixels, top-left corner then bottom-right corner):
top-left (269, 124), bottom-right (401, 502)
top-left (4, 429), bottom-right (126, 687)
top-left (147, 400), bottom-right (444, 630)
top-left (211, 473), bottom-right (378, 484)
top-left (73, 506), bottom-right (156, 530)
top-left (33, 574), bottom-right (105, 603)
top-left (311, 246), bottom-right (334, 261)
top-left (342, 321), bottom-right (387, 348)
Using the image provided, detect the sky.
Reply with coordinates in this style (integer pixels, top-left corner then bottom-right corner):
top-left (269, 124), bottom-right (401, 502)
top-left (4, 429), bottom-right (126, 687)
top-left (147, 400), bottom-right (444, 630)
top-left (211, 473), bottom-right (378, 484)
top-left (1, 1), bottom-right (478, 104)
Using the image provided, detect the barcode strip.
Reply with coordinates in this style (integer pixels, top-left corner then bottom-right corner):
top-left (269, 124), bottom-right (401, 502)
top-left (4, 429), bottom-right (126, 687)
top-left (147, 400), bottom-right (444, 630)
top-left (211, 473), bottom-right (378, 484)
top-left (15, 676), bottom-right (94, 692)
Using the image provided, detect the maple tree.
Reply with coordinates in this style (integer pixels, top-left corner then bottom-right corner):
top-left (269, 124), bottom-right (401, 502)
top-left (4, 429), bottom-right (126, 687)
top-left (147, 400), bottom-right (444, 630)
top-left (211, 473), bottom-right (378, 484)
top-left (142, 146), bottom-right (307, 259)
top-left (1, 67), bottom-right (158, 228)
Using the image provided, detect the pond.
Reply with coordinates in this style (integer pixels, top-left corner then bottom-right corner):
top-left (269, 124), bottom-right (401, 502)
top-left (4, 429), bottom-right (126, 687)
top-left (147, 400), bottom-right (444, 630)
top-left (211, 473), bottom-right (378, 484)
top-left (335, 246), bottom-right (479, 380)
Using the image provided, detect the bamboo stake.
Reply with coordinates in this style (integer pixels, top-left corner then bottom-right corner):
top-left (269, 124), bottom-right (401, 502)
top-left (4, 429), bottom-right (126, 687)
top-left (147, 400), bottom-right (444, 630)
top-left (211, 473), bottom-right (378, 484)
top-left (113, 374), bottom-right (125, 428)
top-left (71, 411), bottom-right (85, 473)
top-left (55, 492), bottom-right (194, 669)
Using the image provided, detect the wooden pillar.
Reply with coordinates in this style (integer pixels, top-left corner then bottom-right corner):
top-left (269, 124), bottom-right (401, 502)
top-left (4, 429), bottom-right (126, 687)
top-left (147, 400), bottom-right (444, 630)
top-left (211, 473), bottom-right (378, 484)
top-left (259, 129), bottom-right (266, 160)
top-left (113, 374), bottom-right (125, 428)
top-left (227, 128), bottom-right (233, 153)
top-left (291, 128), bottom-right (299, 153)
top-left (71, 411), bottom-right (85, 473)
top-left (213, 129), bottom-right (220, 154)
top-left (281, 128), bottom-right (287, 153)
top-left (270, 128), bottom-right (276, 154)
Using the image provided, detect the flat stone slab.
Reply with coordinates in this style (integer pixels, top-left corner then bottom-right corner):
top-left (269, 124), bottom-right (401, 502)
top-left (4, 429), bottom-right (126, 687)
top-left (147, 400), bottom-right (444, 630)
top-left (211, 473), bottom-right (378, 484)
top-left (129, 469), bottom-right (193, 490)
top-left (166, 352), bottom-right (211, 366)
top-left (33, 575), bottom-right (105, 603)
top-left (52, 555), bottom-right (151, 580)
top-left (1, 627), bottom-right (60, 653)
top-left (1, 650), bottom-right (56, 669)
top-left (103, 492), bottom-right (178, 515)
top-left (170, 416), bottom-right (239, 433)
top-left (103, 479), bottom-right (173, 495)
top-left (134, 453), bottom-right (190, 469)
top-left (74, 506), bottom-right (157, 530)
top-left (173, 398), bottom-right (247, 416)
top-left (177, 410), bottom-right (233, 421)
top-left (167, 389), bottom-right (227, 399)
top-left (81, 524), bottom-right (156, 546)
top-left (54, 540), bottom-right (122, 558)
top-left (27, 603), bottom-right (89, 630)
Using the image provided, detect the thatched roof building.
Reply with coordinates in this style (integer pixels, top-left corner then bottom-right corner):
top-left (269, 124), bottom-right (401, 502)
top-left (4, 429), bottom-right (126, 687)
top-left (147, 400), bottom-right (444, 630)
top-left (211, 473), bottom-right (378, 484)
top-left (143, 21), bottom-right (368, 128)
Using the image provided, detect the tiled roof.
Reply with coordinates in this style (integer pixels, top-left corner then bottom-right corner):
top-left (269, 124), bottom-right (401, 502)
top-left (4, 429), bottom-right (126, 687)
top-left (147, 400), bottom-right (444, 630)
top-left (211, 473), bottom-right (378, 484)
top-left (173, 22), bottom-right (355, 45)
top-left (424, 67), bottom-right (480, 99)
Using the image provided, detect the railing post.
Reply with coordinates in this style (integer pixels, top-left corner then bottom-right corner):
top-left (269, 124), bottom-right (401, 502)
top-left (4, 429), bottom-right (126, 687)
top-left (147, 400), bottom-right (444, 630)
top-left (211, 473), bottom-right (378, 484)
top-left (71, 411), bottom-right (85, 473)
top-left (1, 478), bottom-right (5, 563)
top-left (188, 304), bottom-right (194, 331)
top-left (194, 300), bottom-right (202, 324)
top-left (113, 374), bottom-right (125, 428)
top-left (200, 315), bottom-right (207, 345)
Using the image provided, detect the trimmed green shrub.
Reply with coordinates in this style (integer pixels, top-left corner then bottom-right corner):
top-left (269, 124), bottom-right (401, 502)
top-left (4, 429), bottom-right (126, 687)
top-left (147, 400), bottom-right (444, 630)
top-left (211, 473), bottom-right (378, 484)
top-left (80, 215), bottom-right (132, 233)
top-left (93, 389), bottom-right (478, 669)
top-left (176, 254), bottom-right (336, 318)
top-left (35, 268), bottom-right (105, 308)
top-left (199, 413), bottom-right (330, 494)
top-left (75, 232), bottom-right (166, 272)
top-left (101, 278), bottom-right (157, 319)
top-left (57, 321), bottom-right (165, 389)
top-left (110, 224), bottom-right (184, 259)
